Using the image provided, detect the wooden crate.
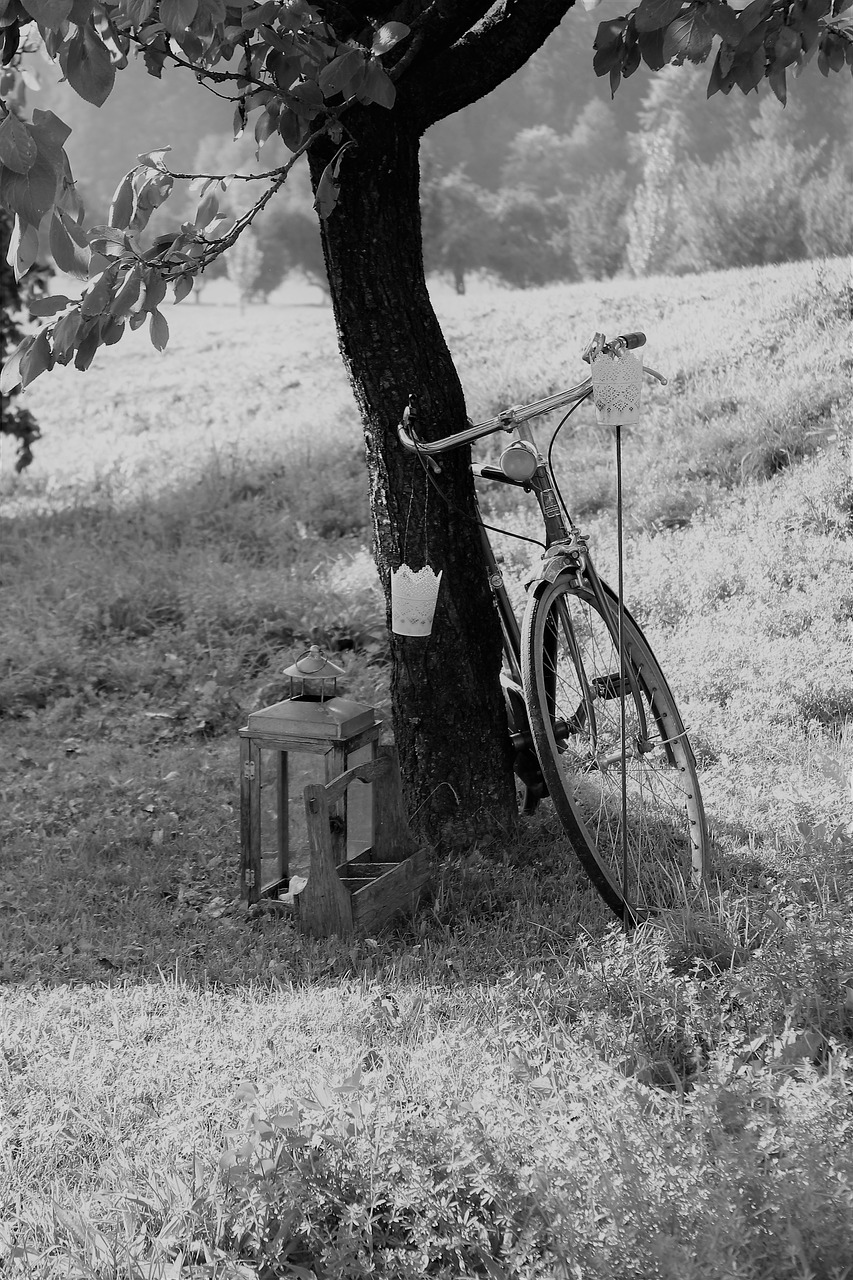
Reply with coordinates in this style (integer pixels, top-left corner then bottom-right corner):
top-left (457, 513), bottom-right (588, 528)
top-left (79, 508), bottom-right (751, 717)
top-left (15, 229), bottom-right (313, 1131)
top-left (294, 745), bottom-right (431, 938)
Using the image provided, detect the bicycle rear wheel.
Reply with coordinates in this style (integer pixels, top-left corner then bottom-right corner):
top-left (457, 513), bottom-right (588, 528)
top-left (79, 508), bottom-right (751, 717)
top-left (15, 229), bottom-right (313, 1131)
top-left (521, 574), bottom-right (707, 922)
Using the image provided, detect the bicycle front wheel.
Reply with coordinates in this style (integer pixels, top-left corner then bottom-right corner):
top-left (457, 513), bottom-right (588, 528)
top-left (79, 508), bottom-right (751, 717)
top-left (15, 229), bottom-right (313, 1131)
top-left (521, 575), bottom-right (707, 922)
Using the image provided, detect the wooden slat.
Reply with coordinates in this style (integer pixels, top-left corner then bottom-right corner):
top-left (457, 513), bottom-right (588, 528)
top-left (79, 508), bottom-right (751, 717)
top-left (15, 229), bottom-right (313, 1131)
top-left (298, 783), bottom-right (355, 938)
top-left (323, 754), bottom-right (391, 807)
top-left (350, 848), bottom-right (431, 935)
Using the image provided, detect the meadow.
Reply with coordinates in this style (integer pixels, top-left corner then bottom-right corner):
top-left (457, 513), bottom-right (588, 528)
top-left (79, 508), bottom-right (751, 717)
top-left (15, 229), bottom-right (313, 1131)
top-left (1, 259), bottom-right (852, 1279)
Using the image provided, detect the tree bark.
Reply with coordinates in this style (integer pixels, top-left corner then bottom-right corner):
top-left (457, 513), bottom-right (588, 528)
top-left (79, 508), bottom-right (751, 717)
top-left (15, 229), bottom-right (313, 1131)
top-left (308, 108), bottom-right (516, 843)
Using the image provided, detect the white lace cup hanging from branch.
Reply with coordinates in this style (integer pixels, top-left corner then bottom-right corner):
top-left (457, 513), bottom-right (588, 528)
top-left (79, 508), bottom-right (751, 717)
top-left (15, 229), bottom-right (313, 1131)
top-left (591, 347), bottom-right (643, 427)
top-left (391, 564), bottom-right (443, 636)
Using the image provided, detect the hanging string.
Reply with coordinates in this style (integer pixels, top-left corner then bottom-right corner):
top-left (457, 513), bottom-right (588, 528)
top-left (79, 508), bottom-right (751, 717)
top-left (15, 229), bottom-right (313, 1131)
top-left (400, 480), bottom-right (416, 564)
top-left (401, 466), bottom-right (432, 568)
top-left (410, 431), bottom-right (547, 551)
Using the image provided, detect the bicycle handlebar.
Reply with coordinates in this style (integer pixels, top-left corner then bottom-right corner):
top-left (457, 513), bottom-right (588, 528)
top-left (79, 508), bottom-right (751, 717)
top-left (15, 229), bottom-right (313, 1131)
top-left (398, 331), bottom-right (657, 458)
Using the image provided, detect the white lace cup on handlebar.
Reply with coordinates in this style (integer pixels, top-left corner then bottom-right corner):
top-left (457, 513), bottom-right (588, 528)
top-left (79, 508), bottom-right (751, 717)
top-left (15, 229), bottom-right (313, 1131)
top-left (591, 348), bottom-right (643, 427)
top-left (391, 564), bottom-right (443, 636)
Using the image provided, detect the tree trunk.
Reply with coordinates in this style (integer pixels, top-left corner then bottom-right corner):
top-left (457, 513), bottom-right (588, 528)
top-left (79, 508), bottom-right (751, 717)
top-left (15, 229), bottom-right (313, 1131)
top-left (307, 109), bottom-right (516, 844)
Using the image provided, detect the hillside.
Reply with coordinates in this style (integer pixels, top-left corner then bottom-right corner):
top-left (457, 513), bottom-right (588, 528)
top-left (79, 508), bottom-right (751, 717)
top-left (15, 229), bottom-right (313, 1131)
top-left (1, 260), bottom-right (852, 1278)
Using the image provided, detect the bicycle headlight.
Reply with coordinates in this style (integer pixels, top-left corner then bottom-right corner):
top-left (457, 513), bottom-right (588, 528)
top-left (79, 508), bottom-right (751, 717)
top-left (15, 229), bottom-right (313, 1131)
top-left (499, 442), bottom-right (539, 482)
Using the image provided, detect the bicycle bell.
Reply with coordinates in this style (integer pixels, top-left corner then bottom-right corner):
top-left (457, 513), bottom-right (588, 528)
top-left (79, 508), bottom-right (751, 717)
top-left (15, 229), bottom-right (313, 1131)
top-left (499, 441), bottom-right (539, 482)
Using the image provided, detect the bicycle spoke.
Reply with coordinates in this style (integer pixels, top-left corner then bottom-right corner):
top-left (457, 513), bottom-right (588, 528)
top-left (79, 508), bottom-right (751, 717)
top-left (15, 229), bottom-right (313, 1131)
top-left (522, 577), bottom-right (708, 920)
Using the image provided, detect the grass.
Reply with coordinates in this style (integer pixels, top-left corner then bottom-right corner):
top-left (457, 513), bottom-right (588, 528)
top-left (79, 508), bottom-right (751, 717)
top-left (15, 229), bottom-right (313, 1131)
top-left (1, 261), bottom-right (852, 1278)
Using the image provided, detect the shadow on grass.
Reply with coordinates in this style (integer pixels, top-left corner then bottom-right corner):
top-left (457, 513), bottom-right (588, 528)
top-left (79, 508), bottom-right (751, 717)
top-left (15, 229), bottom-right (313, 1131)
top-left (0, 730), bottom-right (801, 995)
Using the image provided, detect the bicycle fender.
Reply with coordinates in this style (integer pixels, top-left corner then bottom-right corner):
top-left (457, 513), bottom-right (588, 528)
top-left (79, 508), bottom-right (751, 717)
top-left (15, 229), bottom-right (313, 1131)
top-left (524, 557), bottom-right (579, 593)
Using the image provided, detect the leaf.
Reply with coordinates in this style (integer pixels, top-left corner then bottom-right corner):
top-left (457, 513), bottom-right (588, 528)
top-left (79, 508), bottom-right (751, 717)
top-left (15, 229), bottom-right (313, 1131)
top-left (52, 307), bottom-right (82, 360)
top-left (371, 21), bottom-right (409, 54)
top-left (319, 47), bottom-right (366, 98)
top-left (73, 320), bottom-right (100, 370)
top-left (108, 171), bottom-right (136, 228)
top-left (254, 102), bottom-right (279, 147)
top-left (60, 22), bottom-right (116, 107)
top-left (101, 315), bottom-right (124, 345)
top-left (196, 0), bottom-right (226, 24)
top-left (109, 266), bottom-right (143, 317)
top-left (194, 190), bottom-right (219, 226)
top-left (768, 57), bottom-right (787, 101)
top-left (623, 37), bottom-right (641, 75)
top-left (0, 112), bottom-right (37, 174)
top-left (19, 0), bottom-right (73, 26)
top-left (28, 293), bottom-right (71, 315)
top-left (703, 0), bottom-right (741, 43)
top-left (737, 0), bottom-right (773, 38)
top-left (142, 268), bottom-right (167, 311)
top-left (593, 18), bottom-right (627, 75)
top-left (29, 109), bottom-right (72, 166)
top-left (142, 33), bottom-right (169, 77)
top-left (137, 147), bottom-right (171, 174)
top-left (118, 0), bottom-right (156, 21)
top-left (80, 267), bottom-right (117, 317)
top-left (359, 59), bottom-right (395, 108)
top-left (160, 0), bottom-right (198, 38)
top-left (173, 273), bottom-right (194, 302)
top-left (287, 79), bottom-right (324, 118)
top-left (6, 214), bottom-right (40, 276)
top-left (312, 141), bottom-right (352, 219)
top-left (817, 30), bottom-right (846, 74)
top-left (0, 148), bottom-right (58, 228)
top-left (662, 10), bottom-right (714, 63)
top-left (733, 44), bottom-right (767, 92)
top-left (638, 26), bottom-right (667, 69)
top-left (0, 335), bottom-right (31, 395)
top-left (267, 48), bottom-right (301, 91)
top-left (49, 208), bottom-right (89, 277)
top-left (635, 0), bottom-right (685, 34)
top-left (88, 224), bottom-right (131, 256)
top-left (774, 24), bottom-right (801, 66)
top-left (707, 48), bottom-right (729, 94)
top-left (278, 106), bottom-right (306, 151)
top-left (19, 327), bottom-right (53, 388)
top-left (241, 0), bottom-right (277, 28)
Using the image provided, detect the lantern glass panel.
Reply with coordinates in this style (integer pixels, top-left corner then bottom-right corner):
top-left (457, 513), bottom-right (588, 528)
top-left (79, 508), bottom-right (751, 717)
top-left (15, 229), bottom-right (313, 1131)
top-left (256, 746), bottom-right (315, 888)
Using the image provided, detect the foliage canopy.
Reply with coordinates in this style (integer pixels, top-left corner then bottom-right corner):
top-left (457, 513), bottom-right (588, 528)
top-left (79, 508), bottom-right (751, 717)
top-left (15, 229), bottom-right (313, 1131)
top-left (0, 0), bottom-right (850, 397)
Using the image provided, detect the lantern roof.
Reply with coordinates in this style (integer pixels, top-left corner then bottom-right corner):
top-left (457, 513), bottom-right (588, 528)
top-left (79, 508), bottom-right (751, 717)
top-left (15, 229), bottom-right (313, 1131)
top-left (283, 645), bottom-right (345, 681)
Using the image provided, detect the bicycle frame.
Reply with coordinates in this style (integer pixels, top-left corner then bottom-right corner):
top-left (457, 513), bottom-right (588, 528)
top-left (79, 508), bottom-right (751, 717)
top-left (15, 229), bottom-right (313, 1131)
top-left (470, 416), bottom-right (653, 771)
top-left (397, 337), bottom-right (667, 775)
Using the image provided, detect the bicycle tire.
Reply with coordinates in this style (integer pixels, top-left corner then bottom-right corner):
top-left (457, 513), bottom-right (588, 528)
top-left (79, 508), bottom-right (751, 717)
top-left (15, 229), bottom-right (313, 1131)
top-left (521, 574), bottom-right (708, 922)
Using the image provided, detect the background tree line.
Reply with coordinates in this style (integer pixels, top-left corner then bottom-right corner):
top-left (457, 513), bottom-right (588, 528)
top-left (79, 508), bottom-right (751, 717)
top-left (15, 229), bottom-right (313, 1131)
top-left (28, 6), bottom-right (851, 303)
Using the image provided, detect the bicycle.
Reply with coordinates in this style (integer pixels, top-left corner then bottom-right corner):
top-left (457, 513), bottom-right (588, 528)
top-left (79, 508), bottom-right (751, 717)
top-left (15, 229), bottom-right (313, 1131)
top-left (398, 331), bottom-right (709, 926)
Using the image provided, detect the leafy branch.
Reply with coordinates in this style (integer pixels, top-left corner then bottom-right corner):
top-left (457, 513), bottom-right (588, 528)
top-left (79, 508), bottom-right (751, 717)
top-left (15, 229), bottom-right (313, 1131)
top-left (0, 3), bottom-right (411, 391)
top-left (590, 0), bottom-right (853, 102)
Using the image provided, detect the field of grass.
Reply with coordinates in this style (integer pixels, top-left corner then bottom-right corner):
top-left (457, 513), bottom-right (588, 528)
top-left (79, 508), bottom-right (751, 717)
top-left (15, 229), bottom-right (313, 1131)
top-left (1, 260), bottom-right (852, 1278)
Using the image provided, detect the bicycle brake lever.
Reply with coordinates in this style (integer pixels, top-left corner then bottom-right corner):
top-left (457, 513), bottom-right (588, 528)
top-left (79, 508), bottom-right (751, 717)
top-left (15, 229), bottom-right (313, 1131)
top-left (399, 402), bottom-right (442, 472)
top-left (642, 366), bottom-right (667, 385)
top-left (581, 332), bottom-right (606, 365)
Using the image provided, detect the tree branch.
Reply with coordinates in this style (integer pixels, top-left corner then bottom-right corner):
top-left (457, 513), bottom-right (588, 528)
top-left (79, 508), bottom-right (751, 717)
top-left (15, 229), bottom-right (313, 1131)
top-left (401, 0), bottom-right (576, 132)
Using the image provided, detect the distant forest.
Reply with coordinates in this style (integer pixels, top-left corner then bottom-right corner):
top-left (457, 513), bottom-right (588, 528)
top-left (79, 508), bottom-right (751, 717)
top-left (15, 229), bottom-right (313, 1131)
top-left (28, 5), bottom-right (853, 294)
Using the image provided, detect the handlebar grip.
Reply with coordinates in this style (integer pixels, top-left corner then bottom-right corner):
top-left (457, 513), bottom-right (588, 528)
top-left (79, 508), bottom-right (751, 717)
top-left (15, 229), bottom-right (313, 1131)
top-left (582, 331), bottom-right (647, 364)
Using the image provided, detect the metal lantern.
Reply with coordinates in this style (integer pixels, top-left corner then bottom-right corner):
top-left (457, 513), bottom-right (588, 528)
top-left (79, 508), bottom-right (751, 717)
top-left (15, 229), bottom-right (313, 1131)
top-left (239, 646), bottom-right (381, 905)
